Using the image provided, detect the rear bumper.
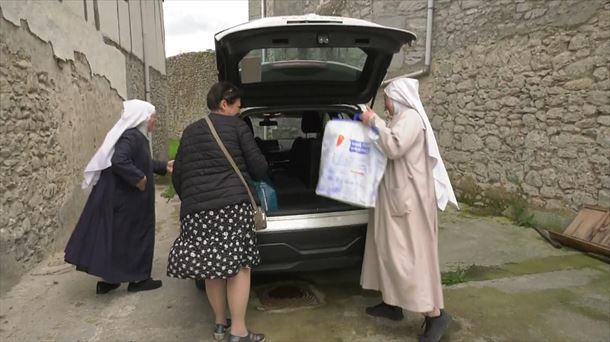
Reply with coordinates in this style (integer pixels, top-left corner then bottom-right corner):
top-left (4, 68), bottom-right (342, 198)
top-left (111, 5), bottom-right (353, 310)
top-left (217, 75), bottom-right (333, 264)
top-left (254, 210), bottom-right (368, 273)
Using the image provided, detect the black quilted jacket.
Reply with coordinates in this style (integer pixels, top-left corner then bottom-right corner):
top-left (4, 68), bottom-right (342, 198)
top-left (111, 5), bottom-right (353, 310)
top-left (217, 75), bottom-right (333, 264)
top-left (172, 113), bottom-right (268, 219)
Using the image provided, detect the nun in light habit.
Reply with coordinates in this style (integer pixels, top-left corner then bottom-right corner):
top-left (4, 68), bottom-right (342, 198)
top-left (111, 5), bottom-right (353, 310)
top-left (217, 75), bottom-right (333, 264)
top-left (65, 99), bottom-right (173, 294)
top-left (360, 78), bottom-right (458, 342)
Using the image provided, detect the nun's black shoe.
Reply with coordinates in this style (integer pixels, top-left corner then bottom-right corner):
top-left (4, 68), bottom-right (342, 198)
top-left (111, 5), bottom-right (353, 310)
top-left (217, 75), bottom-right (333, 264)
top-left (228, 331), bottom-right (265, 342)
top-left (213, 318), bottom-right (231, 340)
top-left (96, 281), bottom-right (120, 294)
top-left (127, 278), bottom-right (162, 292)
top-left (365, 302), bottom-right (404, 321)
top-left (419, 310), bottom-right (452, 342)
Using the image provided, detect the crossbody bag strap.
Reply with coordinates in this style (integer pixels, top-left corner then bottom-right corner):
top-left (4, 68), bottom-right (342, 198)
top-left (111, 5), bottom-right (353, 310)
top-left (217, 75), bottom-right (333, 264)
top-left (204, 116), bottom-right (257, 209)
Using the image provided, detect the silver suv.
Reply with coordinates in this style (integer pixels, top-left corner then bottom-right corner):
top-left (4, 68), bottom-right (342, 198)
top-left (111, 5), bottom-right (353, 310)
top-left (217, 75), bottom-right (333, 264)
top-left (214, 14), bottom-right (415, 272)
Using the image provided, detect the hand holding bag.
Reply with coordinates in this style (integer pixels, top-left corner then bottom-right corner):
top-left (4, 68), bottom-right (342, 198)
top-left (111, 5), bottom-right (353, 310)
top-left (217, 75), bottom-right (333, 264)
top-left (204, 116), bottom-right (267, 230)
top-left (315, 119), bottom-right (387, 207)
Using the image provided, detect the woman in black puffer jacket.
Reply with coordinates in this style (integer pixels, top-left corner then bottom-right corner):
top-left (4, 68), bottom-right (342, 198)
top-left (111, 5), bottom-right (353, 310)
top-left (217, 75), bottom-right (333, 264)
top-left (167, 81), bottom-right (268, 342)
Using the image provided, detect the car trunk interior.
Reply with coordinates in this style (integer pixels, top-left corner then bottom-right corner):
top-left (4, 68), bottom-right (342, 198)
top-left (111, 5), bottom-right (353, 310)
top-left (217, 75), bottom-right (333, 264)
top-left (269, 171), bottom-right (356, 216)
top-left (243, 107), bottom-right (362, 216)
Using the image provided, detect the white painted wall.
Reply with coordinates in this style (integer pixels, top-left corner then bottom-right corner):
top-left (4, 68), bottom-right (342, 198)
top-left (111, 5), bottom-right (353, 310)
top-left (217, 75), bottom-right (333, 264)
top-left (84, 0), bottom-right (95, 27)
top-left (98, 0), bottom-right (120, 44)
top-left (129, 0), bottom-right (144, 59)
top-left (153, 0), bottom-right (166, 74)
top-left (0, 0), bottom-right (167, 98)
top-left (63, 0), bottom-right (85, 21)
top-left (0, 0), bottom-right (127, 98)
top-left (118, 0), bottom-right (131, 51)
top-left (140, 0), bottom-right (166, 74)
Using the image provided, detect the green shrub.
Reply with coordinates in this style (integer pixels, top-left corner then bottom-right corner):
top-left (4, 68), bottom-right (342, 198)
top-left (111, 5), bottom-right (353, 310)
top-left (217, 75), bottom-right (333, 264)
top-left (160, 138), bottom-right (179, 202)
top-left (441, 264), bottom-right (470, 285)
top-left (483, 186), bottom-right (516, 216)
top-left (456, 178), bottom-right (540, 228)
top-left (455, 175), bottom-right (480, 206)
top-left (508, 198), bottom-right (536, 228)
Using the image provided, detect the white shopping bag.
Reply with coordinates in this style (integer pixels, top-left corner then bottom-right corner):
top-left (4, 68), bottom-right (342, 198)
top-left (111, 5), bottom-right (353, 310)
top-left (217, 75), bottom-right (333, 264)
top-left (316, 120), bottom-right (387, 207)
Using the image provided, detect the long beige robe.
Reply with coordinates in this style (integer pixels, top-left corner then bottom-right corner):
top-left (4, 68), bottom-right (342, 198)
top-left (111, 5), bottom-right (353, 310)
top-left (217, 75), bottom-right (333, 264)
top-left (360, 108), bottom-right (444, 313)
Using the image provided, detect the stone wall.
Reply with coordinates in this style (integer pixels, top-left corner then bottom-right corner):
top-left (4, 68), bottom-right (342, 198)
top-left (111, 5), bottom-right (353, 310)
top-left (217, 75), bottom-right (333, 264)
top-left (149, 67), bottom-right (169, 159)
top-left (249, 0), bottom-right (427, 76)
top-left (0, 3), bottom-right (168, 294)
top-left (125, 53), bottom-right (146, 100)
top-left (253, 0), bottom-right (610, 210)
top-left (0, 18), bottom-right (123, 293)
top-left (421, 0), bottom-right (609, 210)
top-left (124, 52), bottom-right (169, 159)
top-left (165, 51), bottom-right (218, 141)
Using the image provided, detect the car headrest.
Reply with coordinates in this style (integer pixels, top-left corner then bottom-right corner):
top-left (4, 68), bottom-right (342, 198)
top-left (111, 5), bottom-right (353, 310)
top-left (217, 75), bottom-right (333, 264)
top-left (259, 139), bottom-right (280, 153)
top-left (301, 111), bottom-right (323, 134)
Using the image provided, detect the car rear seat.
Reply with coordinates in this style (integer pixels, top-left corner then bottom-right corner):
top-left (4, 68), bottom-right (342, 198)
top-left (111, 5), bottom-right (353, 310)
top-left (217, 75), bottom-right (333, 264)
top-left (258, 139), bottom-right (280, 153)
top-left (289, 111), bottom-right (323, 188)
top-left (244, 116), bottom-right (279, 156)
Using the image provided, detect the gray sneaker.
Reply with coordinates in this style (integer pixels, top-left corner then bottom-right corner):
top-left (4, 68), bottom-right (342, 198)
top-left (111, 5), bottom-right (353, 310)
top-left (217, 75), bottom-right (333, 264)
top-left (419, 310), bottom-right (452, 342)
top-left (228, 331), bottom-right (265, 342)
top-left (213, 319), bottom-right (231, 340)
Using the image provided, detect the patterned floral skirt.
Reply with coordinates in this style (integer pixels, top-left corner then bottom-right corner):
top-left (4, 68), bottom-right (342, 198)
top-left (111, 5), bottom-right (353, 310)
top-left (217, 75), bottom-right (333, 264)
top-left (167, 202), bottom-right (260, 280)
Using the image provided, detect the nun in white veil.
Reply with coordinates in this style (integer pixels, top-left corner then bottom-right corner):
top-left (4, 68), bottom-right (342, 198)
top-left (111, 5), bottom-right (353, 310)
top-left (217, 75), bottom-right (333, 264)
top-left (65, 99), bottom-right (173, 294)
top-left (359, 78), bottom-right (456, 342)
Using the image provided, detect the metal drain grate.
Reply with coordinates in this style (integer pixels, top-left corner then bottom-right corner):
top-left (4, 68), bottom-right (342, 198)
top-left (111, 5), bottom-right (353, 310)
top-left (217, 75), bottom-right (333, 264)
top-left (258, 283), bottom-right (320, 309)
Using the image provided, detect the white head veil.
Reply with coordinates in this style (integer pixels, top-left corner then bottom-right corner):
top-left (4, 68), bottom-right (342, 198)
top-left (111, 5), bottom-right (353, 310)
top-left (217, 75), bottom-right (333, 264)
top-left (82, 99), bottom-right (155, 188)
top-left (384, 78), bottom-right (458, 210)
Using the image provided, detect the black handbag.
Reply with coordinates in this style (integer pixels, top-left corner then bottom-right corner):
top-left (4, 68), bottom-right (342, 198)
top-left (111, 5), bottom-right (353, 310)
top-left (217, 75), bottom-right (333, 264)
top-left (204, 116), bottom-right (267, 230)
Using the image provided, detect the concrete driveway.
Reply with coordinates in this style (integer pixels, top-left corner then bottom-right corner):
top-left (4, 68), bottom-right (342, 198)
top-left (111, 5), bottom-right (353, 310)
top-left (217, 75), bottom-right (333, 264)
top-left (1, 187), bottom-right (608, 341)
